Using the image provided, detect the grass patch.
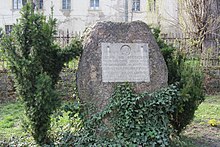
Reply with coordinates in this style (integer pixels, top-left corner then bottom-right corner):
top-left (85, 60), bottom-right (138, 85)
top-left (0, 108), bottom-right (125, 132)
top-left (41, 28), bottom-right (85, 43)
top-left (181, 95), bottom-right (220, 147)
top-left (0, 95), bottom-right (219, 146)
top-left (0, 100), bottom-right (74, 141)
top-left (194, 95), bottom-right (220, 123)
top-left (0, 101), bottom-right (24, 140)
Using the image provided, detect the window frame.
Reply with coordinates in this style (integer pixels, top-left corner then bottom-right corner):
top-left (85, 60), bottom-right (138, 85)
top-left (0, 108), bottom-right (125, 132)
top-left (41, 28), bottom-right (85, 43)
top-left (149, 0), bottom-right (156, 12)
top-left (5, 25), bottom-right (13, 34)
top-left (13, 0), bottom-right (22, 10)
top-left (62, 0), bottom-right (71, 10)
top-left (90, 0), bottom-right (99, 10)
top-left (38, 0), bottom-right (43, 9)
top-left (132, 0), bottom-right (140, 12)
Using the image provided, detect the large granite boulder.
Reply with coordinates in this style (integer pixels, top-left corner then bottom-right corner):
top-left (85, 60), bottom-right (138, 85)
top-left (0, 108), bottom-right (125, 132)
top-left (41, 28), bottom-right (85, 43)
top-left (77, 21), bottom-right (168, 116)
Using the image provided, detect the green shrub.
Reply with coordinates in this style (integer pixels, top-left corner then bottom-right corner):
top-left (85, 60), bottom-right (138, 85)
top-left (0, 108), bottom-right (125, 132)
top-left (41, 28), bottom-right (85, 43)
top-left (171, 61), bottom-right (205, 134)
top-left (0, 3), bottom-right (82, 145)
top-left (151, 27), bottom-right (205, 134)
top-left (151, 27), bottom-right (182, 84)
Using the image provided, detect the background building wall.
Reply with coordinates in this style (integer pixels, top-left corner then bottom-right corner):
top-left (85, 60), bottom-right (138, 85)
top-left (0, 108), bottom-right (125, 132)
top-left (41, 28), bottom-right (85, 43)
top-left (0, 0), bottom-right (180, 34)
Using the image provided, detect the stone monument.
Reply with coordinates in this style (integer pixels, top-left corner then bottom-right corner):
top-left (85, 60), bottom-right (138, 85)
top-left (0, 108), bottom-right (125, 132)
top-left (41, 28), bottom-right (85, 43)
top-left (77, 21), bottom-right (168, 115)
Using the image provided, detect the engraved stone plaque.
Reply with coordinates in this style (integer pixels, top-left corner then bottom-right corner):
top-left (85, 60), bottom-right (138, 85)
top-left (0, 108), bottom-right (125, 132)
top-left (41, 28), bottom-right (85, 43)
top-left (102, 43), bottom-right (150, 82)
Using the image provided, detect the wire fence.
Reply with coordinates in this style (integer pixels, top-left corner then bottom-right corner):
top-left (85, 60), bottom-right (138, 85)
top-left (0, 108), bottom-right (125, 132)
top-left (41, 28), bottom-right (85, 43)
top-left (161, 32), bottom-right (220, 67)
top-left (1, 31), bottom-right (220, 100)
top-left (55, 30), bottom-right (82, 47)
top-left (0, 31), bottom-right (81, 102)
top-left (161, 32), bottom-right (220, 94)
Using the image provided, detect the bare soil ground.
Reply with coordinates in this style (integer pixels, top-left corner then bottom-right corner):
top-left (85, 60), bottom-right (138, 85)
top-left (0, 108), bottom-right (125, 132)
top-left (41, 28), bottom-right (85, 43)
top-left (183, 123), bottom-right (220, 147)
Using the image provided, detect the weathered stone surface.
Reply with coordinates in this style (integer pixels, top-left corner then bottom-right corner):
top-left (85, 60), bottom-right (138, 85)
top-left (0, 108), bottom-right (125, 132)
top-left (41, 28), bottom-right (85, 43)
top-left (77, 21), bottom-right (168, 115)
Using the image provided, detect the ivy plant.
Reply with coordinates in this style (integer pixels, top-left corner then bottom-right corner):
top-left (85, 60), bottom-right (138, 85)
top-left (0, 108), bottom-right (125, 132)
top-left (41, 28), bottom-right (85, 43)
top-left (72, 84), bottom-right (179, 146)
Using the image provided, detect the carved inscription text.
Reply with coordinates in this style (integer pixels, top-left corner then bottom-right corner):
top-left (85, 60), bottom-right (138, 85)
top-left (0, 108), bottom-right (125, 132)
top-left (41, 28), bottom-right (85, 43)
top-left (101, 43), bottom-right (150, 82)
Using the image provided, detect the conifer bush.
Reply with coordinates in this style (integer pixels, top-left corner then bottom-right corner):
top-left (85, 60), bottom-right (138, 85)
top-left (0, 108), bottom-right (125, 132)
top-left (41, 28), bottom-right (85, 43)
top-left (172, 61), bottom-right (205, 134)
top-left (152, 27), bottom-right (205, 134)
top-left (0, 3), bottom-right (82, 145)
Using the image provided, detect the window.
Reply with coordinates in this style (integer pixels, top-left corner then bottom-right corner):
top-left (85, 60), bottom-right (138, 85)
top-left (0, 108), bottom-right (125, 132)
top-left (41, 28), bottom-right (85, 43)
top-left (13, 0), bottom-right (22, 9)
top-left (132, 0), bottom-right (140, 11)
top-left (149, 0), bottom-right (156, 12)
top-left (5, 25), bottom-right (13, 34)
top-left (13, 0), bottom-right (27, 9)
top-left (22, 0), bottom-right (27, 5)
top-left (90, 0), bottom-right (99, 9)
top-left (36, 0), bottom-right (43, 9)
top-left (153, 0), bottom-right (156, 11)
top-left (34, 0), bottom-right (43, 9)
top-left (62, 0), bottom-right (71, 10)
